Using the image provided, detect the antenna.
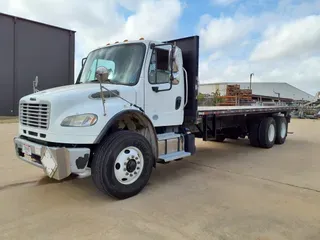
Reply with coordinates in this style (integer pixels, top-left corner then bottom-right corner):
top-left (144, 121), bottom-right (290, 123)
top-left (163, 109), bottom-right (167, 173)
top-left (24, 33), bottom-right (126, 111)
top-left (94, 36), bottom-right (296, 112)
top-left (33, 76), bottom-right (39, 93)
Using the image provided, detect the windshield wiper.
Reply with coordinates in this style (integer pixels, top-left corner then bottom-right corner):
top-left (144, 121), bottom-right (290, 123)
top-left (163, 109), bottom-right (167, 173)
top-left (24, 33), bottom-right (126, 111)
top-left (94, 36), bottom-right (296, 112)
top-left (96, 80), bottom-right (144, 116)
top-left (101, 85), bottom-right (144, 112)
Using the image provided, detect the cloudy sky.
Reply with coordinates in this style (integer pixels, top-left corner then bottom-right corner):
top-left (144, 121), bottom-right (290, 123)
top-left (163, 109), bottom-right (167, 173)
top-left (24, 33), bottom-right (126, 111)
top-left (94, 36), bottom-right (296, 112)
top-left (1, 0), bottom-right (319, 95)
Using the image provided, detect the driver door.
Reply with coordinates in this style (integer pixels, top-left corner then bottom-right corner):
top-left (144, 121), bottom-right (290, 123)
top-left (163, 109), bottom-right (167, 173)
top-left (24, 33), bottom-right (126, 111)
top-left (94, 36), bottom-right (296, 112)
top-left (144, 46), bottom-right (184, 127)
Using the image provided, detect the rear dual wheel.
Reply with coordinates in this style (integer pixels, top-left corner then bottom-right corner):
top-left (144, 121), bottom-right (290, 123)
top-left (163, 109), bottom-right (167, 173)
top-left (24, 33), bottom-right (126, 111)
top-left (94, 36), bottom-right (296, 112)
top-left (274, 116), bottom-right (288, 144)
top-left (248, 121), bottom-right (260, 147)
top-left (249, 116), bottom-right (287, 148)
top-left (258, 117), bottom-right (276, 148)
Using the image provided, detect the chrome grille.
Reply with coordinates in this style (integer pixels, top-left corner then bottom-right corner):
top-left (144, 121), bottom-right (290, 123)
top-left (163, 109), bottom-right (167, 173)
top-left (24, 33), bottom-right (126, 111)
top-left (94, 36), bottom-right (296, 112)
top-left (20, 102), bottom-right (50, 129)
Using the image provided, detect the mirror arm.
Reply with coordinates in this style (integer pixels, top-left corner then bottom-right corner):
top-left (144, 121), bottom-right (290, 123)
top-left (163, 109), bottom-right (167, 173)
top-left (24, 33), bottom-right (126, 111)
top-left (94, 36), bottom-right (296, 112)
top-left (169, 42), bottom-right (176, 88)
top-left (169, 43), bottom-right (176, 82)
top-left (152, 83), bottom-right (172, 93)
top-left (81, 57), bottom-right (87, 67)
top-left (151, 42), bottom-right (176, 93)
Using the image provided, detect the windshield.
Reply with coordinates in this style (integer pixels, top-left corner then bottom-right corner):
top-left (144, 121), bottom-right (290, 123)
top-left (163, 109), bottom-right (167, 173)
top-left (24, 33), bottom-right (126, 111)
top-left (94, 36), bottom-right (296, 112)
top-left (78, 43), bottom-right (146, 85)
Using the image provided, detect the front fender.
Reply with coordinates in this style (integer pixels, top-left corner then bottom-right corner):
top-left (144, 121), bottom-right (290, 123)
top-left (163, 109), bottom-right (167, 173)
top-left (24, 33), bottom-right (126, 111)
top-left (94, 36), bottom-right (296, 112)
top-left (94, 110), bottom-right (158, 164)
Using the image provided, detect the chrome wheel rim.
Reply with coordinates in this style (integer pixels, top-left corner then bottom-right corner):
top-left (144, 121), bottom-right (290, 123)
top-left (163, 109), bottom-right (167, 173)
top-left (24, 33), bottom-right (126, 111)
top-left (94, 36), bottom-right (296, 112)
top-left (114, 146), bottom-right (144, 185)
top-left (280, 122), bottom-right (286, 138)
top-left (268, 124), bottom-right (276, 142)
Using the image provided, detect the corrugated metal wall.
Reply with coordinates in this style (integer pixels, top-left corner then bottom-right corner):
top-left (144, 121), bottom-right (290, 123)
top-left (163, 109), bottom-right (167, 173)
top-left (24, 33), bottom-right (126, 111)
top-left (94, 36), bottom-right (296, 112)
top-left (0, 13), bottom-right (75, 116)
top-left (0, 14), bottom-right (14, 116)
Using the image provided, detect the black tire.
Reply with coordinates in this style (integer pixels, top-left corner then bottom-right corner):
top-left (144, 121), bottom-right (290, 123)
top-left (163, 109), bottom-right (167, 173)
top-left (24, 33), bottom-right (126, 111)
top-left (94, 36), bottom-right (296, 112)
top-left (248, 121), bottom-right (260, 147)
top-left (274, 116), bottom-right (287, 144)
top-left (258, 117), bottom-right (276, 149)
top-left (213, 135), bottom-right (225, 142)
top-left (91, 130), bottom-right (154, 199)
top-left (228, 133), bottom-right (239, 140)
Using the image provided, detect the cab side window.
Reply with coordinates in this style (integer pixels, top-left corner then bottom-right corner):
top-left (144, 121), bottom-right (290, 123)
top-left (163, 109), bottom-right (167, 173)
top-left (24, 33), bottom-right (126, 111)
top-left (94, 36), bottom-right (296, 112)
top-left (148, 49), bottom-right (170, 84)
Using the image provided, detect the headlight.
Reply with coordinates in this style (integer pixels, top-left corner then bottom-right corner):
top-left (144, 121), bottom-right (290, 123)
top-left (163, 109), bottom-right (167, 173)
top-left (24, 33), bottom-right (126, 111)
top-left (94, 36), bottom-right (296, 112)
top-left (61, 114), bottom-right (98, 127)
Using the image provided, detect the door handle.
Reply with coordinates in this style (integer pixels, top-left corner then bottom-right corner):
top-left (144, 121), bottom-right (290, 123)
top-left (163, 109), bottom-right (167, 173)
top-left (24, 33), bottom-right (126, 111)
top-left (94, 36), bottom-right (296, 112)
top-left (175, 96), bottom-right (182, 109)
top-left (152, 86), bottom-right (159, 92)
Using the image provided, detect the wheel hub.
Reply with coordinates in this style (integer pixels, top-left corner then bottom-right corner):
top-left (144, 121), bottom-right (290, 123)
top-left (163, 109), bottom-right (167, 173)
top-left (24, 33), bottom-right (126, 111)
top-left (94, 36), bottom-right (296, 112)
top-left (126, 159), bottom-right (137, 173)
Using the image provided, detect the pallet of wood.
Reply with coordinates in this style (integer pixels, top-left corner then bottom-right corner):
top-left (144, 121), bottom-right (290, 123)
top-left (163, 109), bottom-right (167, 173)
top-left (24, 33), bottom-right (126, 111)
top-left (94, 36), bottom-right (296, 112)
top-left (239, 89), bottom-right (252, 95)
top-left (217, 96), bottom-right (237, 106)
top-left (226, 84), bottom-right (240, 96)
top-left (217, 84), bottom-right (254, 106)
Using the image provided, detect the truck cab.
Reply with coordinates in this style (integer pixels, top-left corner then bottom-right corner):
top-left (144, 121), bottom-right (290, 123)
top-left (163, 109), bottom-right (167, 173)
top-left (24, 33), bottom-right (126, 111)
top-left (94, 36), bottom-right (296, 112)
top-left (14, 36), bottom-right (199, 199)
top-left (76, 40), bottom-right (185, 127)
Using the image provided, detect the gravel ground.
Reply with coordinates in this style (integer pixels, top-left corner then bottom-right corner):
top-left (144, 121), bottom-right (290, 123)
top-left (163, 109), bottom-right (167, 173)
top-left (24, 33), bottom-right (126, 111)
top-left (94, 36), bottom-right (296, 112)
top-left (0, 119), bottom-right (319, 240)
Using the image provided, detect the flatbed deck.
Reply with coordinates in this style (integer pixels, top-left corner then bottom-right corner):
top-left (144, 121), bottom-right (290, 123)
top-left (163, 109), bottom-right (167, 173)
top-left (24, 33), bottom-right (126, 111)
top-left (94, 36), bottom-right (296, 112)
top-left (197, 105), bottom-right (297, 116)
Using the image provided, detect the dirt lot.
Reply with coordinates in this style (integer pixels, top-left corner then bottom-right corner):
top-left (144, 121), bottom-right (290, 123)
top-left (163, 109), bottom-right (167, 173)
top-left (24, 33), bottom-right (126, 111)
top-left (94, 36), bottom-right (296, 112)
top-left (0, 119), bottom-right (320, 240)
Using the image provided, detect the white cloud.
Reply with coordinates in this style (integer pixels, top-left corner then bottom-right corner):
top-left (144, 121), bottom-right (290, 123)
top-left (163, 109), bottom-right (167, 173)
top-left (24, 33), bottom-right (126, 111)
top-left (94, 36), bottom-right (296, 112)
top-left (111, 0), bottom-right (183, 42)
top-left (199, 0), bottom-right (320, 53)
top-left (199, 15), bottom-right (255, 51)
top-left (0, 0), bottom-right (183, 77)
top-left (117, 0), bottom-right (144, 11)
top-left (250, 15), bottom-right (320, 61)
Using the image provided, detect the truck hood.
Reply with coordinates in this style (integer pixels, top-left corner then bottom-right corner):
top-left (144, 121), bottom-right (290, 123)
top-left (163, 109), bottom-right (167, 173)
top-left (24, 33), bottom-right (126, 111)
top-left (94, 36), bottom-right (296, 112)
top-left (21, 83), bottom-right (137, 104)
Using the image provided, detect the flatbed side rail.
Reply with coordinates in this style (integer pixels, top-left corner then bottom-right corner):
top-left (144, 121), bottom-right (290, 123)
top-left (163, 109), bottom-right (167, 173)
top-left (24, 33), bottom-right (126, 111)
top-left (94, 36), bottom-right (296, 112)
top-left (197, 106), bottom-right (298, 117)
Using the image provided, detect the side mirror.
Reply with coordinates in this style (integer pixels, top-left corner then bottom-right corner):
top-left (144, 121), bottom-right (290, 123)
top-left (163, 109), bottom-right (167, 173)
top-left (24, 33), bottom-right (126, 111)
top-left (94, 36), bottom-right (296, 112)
top-left (95, 66), bottom-right (110, 82)
top-left (150, 43), bottom-right (177, 92)
top-left (81, 57), bottom-right (87, 67)
top-left (169, 42), bottom-right (177, 82)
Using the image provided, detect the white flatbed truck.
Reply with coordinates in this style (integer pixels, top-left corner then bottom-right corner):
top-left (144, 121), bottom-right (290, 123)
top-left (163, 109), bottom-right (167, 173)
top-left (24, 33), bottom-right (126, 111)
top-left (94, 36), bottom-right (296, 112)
top-left (13, 36), bottom-right (297, 199)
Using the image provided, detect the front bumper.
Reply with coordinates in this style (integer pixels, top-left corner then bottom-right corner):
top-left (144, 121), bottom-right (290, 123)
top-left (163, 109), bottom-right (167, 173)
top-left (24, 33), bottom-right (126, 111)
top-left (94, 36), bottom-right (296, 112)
top-left (13, 136), bottom-right (91, 180)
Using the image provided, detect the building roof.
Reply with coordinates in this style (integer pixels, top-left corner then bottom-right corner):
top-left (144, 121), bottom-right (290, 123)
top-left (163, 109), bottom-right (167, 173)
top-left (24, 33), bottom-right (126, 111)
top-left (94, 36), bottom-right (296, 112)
top-left (0, 12), bottom-right (76, 33)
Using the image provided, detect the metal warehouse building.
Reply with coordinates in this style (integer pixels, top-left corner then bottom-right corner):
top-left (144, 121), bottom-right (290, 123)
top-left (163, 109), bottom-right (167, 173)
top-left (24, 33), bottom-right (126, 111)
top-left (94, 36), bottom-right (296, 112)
top-left (0, 13), bottom-right (75, 116)
top-left (199, 82), bottom-right (315, 102)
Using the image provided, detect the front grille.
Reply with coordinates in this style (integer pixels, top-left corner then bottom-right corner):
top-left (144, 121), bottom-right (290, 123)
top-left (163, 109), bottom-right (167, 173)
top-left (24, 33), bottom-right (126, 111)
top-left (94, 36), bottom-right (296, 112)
top-left (20, 102), bottom-right (50, 129)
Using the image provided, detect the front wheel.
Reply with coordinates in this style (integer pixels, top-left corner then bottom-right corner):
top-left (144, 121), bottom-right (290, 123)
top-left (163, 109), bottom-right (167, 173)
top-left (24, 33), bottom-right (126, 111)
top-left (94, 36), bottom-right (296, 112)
top-left (91, 130), bottom-right (154, 199)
